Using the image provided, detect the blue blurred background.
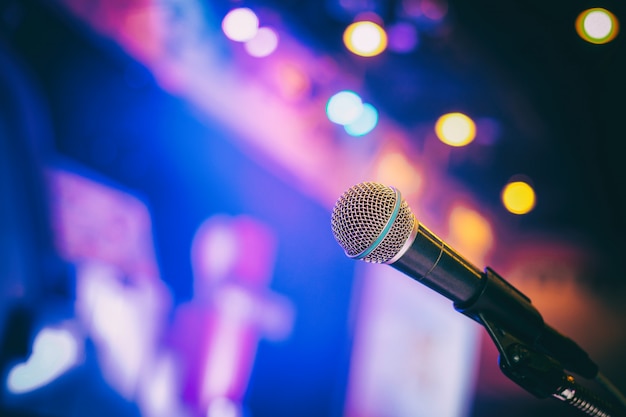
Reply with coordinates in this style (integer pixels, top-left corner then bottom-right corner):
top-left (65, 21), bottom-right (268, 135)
top-left (1, 0), bottom-right (625, 416)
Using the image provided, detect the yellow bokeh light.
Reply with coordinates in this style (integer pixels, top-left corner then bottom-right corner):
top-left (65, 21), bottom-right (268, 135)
top-left (502, 181), bottom-right (536, 215)
top-left (434, 112), bottom-right (476, 147)
top-left (343, 21), bottom-right (388, 57)
top-left (576, 8), bottom-right (619, 44)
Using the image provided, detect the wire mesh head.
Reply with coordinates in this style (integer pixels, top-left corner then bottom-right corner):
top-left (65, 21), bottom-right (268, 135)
top-left (331, 182), bottom-right (416, 263)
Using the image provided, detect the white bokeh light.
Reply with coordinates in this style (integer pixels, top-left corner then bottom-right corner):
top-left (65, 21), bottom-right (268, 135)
top-left (326, 91), bottom-right (364, 125)
top-left (352, 23), bottom-right (382, 53)
top-left (583, 10), bottom-right (613, 39)
top-left (345, 103), bottom-right (378, 136)
top-left (222, 8), bottom-right (259, 42)
top-left (344, 21), bottom-right (387, 57)
top-left (244, 27), bottom-right (279, 57)
top-left (576, 8), bottom-right (619, 44)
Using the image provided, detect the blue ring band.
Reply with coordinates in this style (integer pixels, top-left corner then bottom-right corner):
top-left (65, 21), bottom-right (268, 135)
top-left (353, 187), bottom-right (402, 260)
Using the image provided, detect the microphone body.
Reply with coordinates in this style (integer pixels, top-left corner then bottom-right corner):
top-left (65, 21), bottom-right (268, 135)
top-left (331, 182), bottom-right (598, 379)
top-left (392, 222), bottom-right (483, 304)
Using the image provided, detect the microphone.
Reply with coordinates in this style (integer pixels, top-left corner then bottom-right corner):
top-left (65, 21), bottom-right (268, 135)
top-left (331, 182), bottom-right (598, 380)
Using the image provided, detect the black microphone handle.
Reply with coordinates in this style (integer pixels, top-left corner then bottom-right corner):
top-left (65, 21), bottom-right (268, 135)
top-left (391, 223), bottom-right (484, 304)
top-left (391, 223), bottom-right (598, 379)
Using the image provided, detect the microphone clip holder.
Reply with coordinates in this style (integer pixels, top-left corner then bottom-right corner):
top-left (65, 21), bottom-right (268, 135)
top-left (479, 312), bottom-right (623, 416)
top-left (455, 268), bottom-right (598, 378)
top-left (456, 269), bottom-right (624, 416)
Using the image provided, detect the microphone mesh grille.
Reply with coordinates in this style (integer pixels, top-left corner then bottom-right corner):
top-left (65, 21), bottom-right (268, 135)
top-left (331, 182), bottom-right (415, 263)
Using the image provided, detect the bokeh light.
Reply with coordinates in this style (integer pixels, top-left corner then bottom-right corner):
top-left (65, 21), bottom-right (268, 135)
top-left (421, 0), bottom-right (448, 20)
top-left (7, 327), bottom-right (80, 394)
top-left (207, 397), bottom-right (240, 417)
top-left (387, 22), bottom-right (419, 53)
top-left (448, 204), bottom-right (493, 265)
top-left (576, 8), bottom-right (619, 44)
top-left (326, 90), bottom-right (364, 125)
top-left (502, 180), bottom-right (536, 215)
top-left (244, 27), bottom-right (279, 57)
top-left (435, 112), bottom-right (476, 147)
top-left (275, 62), bottom-right (311, 101)
top-left (343, 21), bottom-right (388, 57)
top-left (222, 8), bottom-right (259, 42)
top-left (344, 103), bottom-right (378, 136)
top-left (374, 151), bottom-right (423, 197)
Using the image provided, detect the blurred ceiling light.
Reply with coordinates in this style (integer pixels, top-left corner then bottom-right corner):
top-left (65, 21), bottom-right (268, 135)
top-left (7, 327), bottom-right (80, 394)
top-left (502, 180), bottom-right (536, 215)
top-left (244, 27), bottom-right (279, 57)
top-left (343, 20), bottom-right (388, 57)
top-left (326, 90), bottom-right (364, 125)
top-left (435, 112), bottom-right (476, 147)
top-left (576, 8), bottom-right (619, 44)
top-left (344, 103), bottom-right (378, 136)
top-left (222, 8), bottom-right (259, 42)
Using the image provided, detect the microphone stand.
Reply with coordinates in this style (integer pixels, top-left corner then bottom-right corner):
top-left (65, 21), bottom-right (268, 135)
top-left (480, 312), bottom-right (624, 416)
top-left (459, 269), bottom-right (626, 417)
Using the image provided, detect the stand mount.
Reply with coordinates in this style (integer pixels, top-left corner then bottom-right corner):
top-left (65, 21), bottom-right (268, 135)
top-left (457, 268), bottom-right (626, 416)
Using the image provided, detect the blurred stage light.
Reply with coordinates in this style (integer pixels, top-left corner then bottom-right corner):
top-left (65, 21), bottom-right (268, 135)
top-left (139, 354), bottom-right (180, 417)
top-left (343, 21), bottom-right (388, 57)
top-left (75, 262), bottom-right (166, 400)
top-left (387, 22), bottom-right (419, 53)
top-left (222, 8), bottom-right (259, 42)
top-left (502, 180), bottom-right (536, 215)
top-left (474, 117), bottom-right (501, 145)
top-left (182, 215), bottom-right (294, 415)
top-left (576, 8), bottom-right (619, 44)
top-left (193, 219), bottom-right (239, 284)
top-left (448, 205), bottom-right (493, 265)
top-left (275, 62), bottom-right (311, 101)
top-left (6, 327), bottom-right (80, 394)
top-left (344, 103), bottom-right (378, 136)
top-left (244, 27), bottom-right (279, 57)
top-left (207, 397), bottom-right (241, 417)
top-left (344, 264), bottom-right (479, 417)
top-left (374, 151), bottom-right (423, 197)
top-left (401, 0), bottom-right (449, 23)
top-left (326, 90), bottom-right (364, 125)
top-left (435, 112), bottom-right (476, 147)
top-left (420, 0), bottom-right (448, 21)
